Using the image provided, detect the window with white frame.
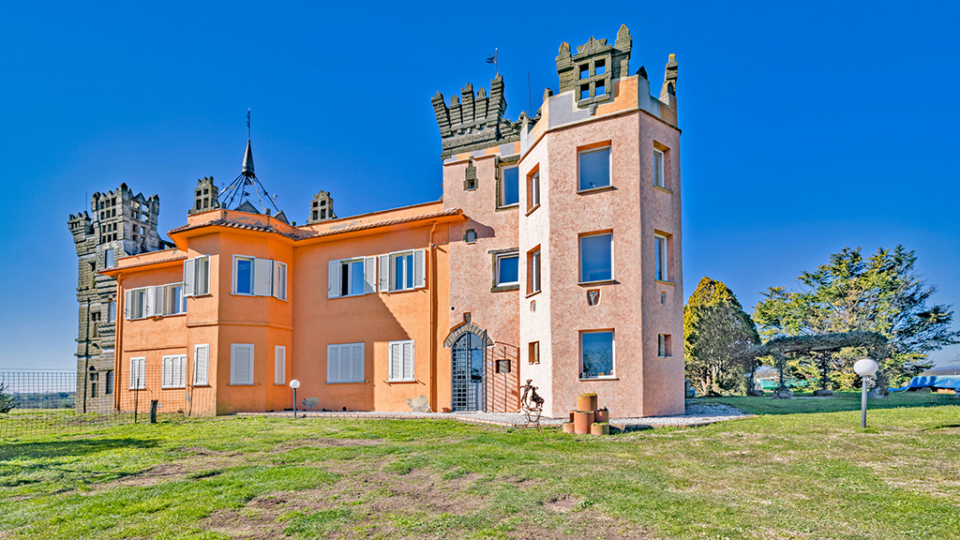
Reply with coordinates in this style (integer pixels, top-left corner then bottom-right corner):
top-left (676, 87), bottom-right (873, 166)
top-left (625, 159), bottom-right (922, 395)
top-left (107, 300), bottom-right (116, 323)
top-left (126, 288), bottom-right (148, 319)
top-left (274, 262), bottom-right (287, 301)
top-left (184, 256), bottom-right (210, 296)
top-left (104, 248), bottom-right (116, 269)
top-left (193, 344), bottom-right (210, 386)
top-left (329, 257), bottom-right (376, 298)
top-left (233, 256), bottom-right (254, 295)
top-left (581, 331), bottom-right (614, 379)
top-left (230, 344), bottom-right (255, 385)
top-left (495, 252), bottom-right (519, 287)
top-left (388, 340), bottom-right (415, 382)
top-left (653, 148), bottom-right (665, 188)
top-left (655, 234), bottom-right (669, 282)
top-left (129, 357), bottom-right (146, 389)
top-left (163, 283), bottom-right (186, 315)
top-left (578, 146), bottom-right (611, 191)
top-left (379, 250), bottom-right (426, 293)
top-left (274, 345), bottom-right (286, 385)
top-left (529, 170), bottom-right (540, 209)
top-left (500, 165), bottom-right (519, 207)
top-left (580, 233), bottom-right (613, 283)
top-left (162, 354), bottom-right (187, 388)
top-left (327, 342), bottom-right (364, 383)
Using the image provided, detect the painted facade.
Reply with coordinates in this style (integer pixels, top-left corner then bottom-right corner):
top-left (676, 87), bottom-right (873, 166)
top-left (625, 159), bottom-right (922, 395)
top-left (89, 24), bottom-right (684, 418)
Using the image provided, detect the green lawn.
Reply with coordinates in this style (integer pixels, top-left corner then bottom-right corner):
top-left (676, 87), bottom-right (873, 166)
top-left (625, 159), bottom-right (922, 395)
top-left (0, 393), bottom-right (957, 539)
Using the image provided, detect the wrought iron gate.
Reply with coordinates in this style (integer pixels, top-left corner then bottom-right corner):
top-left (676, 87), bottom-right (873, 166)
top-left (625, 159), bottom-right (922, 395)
top-left (451, 331), bottom-right (486, 411)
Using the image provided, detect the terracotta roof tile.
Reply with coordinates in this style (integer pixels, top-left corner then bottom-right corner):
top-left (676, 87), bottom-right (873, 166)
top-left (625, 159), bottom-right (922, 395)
top-left (99, 255), bottom-right (187, 273)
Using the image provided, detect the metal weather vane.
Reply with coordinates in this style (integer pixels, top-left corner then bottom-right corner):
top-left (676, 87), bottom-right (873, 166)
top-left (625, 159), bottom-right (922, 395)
top-left (218, 108), bottom-right (281, 214)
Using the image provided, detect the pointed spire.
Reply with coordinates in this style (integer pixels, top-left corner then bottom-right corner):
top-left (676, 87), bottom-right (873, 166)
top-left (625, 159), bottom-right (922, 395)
top-left (242, 140), bottom-right (255, 177)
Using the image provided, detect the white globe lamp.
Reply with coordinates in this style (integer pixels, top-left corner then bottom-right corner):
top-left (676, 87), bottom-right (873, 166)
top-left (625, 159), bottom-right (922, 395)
top-left (289, 379), bottom-right (301, 418)
top-left (853, 358), bottom-right (878, 428)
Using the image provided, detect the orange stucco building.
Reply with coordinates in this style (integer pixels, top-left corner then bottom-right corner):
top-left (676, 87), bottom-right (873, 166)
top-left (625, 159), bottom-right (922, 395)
top-left (99, 24), bottom-right (684, 418)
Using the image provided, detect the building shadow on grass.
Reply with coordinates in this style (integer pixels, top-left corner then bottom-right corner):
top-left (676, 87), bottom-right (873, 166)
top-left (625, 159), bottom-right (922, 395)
top-left (702, 392), bottom-right (959, 416)
top-left (0, 438), bottom-right (159, 462)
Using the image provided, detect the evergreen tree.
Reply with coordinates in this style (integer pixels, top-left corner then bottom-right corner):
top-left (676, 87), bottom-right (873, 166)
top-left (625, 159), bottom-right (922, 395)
top-left (753, 245), bottom-right (959, 388)
top-left (0, 382), bottom-right (15, 414)
top-left (684, 277), bottom-right (762, 395)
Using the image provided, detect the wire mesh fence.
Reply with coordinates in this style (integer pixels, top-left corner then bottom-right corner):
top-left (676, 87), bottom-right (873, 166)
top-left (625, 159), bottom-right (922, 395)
top-left (0, 369), bottom-right (215, 438)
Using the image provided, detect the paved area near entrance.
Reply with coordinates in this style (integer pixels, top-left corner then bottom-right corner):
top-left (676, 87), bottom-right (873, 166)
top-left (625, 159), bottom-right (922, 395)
top-left (237, 400), bottom-right (753, 430)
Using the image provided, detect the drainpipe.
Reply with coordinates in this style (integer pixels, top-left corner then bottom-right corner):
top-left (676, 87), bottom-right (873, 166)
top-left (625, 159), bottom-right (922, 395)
top-left (82, 298), bottom-right (90, 413)
top-left (428, 222), bottom-right (439, 412)
top-left (114, 276), bottom-right (124, 412)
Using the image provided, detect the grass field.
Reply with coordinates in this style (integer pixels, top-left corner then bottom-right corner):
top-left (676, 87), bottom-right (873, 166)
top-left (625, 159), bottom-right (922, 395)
top-left (0, 392), bottom-right (957, 539)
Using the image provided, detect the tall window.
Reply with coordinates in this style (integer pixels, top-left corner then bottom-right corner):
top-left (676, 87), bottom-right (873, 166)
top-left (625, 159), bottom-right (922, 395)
top-left (578, 147), bottom-right (610, 191)
top-left (581, 331), bottom-right (614, 379)
top-left (129, 357), bottom-right (146, 389)
top-left (655, 235), bottom-right (669, 281)
top-left (230, 344), bottom-right (255, 385)
top-left (107, 300), bottom-right (116, 323)
top-left (275, 262), bottom-right (287, 301)
top-left (658, 334), bottom-right (672, 358)
top-left (388, 340), bottom-right (415, 382)
top-left (500, 166), bottom-right (519, 207)
top-left (496, 252), bottom-right (519, 287)
top-left (580, 233), bottom-right (613, 283)
top-left (528, 341), bottom-right (540, 365)
top-left (234, 257), bottom-right (254, 295)
top-left (529, 248), bottom-right (541, 294)
top-left (274, 346), bottom-right (286, 385)
top-left (327, 342), bottom-right (364, 384)
top-left (195, 256), bottom-right (210, 295)
top-left (128, 288), bottom-right (147, 319)
top-left (164, 283), bottom-right (185, 315)
top-left (528, 170), bottom-right (541, 210)
top-left (104, 248), bottom-right (116, 269)
top-left (193, 344), bottom-right (210, 386)
top-left (105, 371), bottom-right (114, 395)
top-left (394, 252), bottom-right (415, 291)
top-left (653, 149), bottom-right (665, 188)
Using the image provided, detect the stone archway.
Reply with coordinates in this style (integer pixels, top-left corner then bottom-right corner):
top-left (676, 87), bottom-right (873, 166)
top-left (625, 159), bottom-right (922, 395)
top-left (443, 314), bottom-right (494, 349)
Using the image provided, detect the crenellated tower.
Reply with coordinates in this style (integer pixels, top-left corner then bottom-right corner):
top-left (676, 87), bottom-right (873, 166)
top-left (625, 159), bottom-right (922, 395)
top-left (307, 190), bottom-right (337, 223)
top-left (431, 74), bottom-right (522, 159)
top-left (189, 176), bottom-right (220, 215)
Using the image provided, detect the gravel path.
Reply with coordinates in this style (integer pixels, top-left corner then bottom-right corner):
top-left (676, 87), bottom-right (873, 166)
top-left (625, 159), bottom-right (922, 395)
top-left (238, 400), bottom-right (753, 429)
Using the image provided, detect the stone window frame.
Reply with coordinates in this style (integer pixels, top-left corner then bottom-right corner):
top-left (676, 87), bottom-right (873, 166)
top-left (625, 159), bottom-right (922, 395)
top-left (488, 247), bottom-right (520, 292)
top-left (575, 52), bottom-right (613, 107)
top-left (463, 159), bottom-right (478, 191)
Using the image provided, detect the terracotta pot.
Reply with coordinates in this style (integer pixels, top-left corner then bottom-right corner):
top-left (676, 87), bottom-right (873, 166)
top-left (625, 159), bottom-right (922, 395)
top-left (569, 411), bottom-right (575, 423)
top-left (595, 409), bottom-right (609, 423)
top-left (573, 411), bottom-right (594, 434)
top-left (590, 423), bottom-right (610, 436)
top-left (577, 394), bottom-right (598, 412)
top-left (562, 422), bottom-right (575, 434)
top-left (441, 407), bottom-right (451, 413)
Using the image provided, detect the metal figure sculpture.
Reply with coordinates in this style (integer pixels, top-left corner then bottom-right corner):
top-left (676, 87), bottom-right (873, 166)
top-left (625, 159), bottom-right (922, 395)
top-left (520, 379), bottom-right (545, 433)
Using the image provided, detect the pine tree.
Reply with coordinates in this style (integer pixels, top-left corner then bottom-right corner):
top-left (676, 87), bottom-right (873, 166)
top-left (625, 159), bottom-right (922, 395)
top-left (0, 382), bottom-right (15, 414)
top-left (684, 277), bottom-right (762, 396)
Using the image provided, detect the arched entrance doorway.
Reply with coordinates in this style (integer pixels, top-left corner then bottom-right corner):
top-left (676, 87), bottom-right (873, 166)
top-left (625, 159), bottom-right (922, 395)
top-left (451, 332), bottom-right (486, 412)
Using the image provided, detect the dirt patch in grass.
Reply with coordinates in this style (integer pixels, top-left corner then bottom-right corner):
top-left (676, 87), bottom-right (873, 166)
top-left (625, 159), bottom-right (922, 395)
top-left (272, 437), bottom-right (382, 452)
top-left (204, 508), bottom-right (284, 540)
top-left (111, 463), bottom-right (188, 488)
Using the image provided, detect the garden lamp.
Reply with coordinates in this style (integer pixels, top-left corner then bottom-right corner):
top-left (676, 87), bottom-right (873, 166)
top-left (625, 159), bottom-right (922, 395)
top-left (853, 358), bottom-right (878, 428)
top-left (289, 379), bottom-right (301, 419)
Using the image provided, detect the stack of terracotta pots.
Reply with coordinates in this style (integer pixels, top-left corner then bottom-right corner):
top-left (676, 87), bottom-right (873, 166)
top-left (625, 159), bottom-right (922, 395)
top-left (561, 393), bottom-right (610, 435)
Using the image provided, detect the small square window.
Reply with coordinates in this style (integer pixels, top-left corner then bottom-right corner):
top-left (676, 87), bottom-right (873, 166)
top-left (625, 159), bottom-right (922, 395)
top-left (465, 229), bottom-right (477, 243)
top-left (581, 331), bottom-right (614, 379)
top-left (595, 59), bottom-right (606, 75)
top-left (496, 253), bottom-right (519, 287)
top-left (578, 147), bottom-right (610, 191)
top-left (596, 80), bottom-right (606, 96)
top-left (580, 85), bottom-right (590, 100)
top-left (579, 64), bottom-right (590, 80)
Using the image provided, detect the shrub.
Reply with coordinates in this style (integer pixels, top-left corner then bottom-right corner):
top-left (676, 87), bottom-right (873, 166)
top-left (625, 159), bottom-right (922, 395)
top-left (0, 383), bottom-right (16, 414)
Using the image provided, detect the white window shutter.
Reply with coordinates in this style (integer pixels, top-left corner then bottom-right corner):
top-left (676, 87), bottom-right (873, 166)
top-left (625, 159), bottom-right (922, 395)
top-left (327, 345), bottom-right (339, 382)
top-left (179, 356), bottom-right (187, 387)
top-left (351, 344), bottom-right (363, 383)
top-left (273, 261), bottom-right (285, 300)
top-left (414, 249), bottom-right (426, 289)
top-left (254, 258), bottom-right (273, 297)
top-left (144, 287), bottom-right (155, 317)
top-left (194, 344), bottom-right (209, 386)
top-left (328, 260), bottom-right (340, 298)
top-left (274, 346), bottom-right (285, 385)
top-left (379, 255), bottom-right (390, 292)
top-left (162, 357), bottom-right (170, 387)
top-left (364, 257), bottom-right (377, 294)
top-left (231, 344), bottom-right (254, 385)
top-left (183, 259), bottom-right (196, 297)
top-left (124, 290), bottom-right (132, 319)
top-left (403, 341), bottom-right (414, 380)
top-left (390, 343), bottom-right (401, 380)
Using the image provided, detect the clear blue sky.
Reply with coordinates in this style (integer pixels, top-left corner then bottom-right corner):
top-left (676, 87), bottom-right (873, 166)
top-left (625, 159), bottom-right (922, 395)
top-left (2, 1), bottom-right (958, 370)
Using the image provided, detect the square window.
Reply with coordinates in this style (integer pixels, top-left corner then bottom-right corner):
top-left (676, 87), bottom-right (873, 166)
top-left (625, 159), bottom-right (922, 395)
top-left (164, 283), bottom-right (184, 315)
top-left (578, 147), bottom-right (610, 191)
top-left (465, 229), bottom-right (477, 243)
top-left (581, 331), bottom-right (614, 379)
top-left (528, 341), bottom-right (540, 365)
top-left (234, 257), bottom-right (254, 295)
top-left (654, 149), bottom-right (665, 188)
top-left (595, 59), bottom-right (606, 75)
top-left (655, 235), bottom-right (669, 281)
top-left (579, 64), bottom-right (590, 79)
top-left (500, 166), bottom-right (519, 207)
top-left (658, 334), bottom-right (672, 358)
top-left (580, 233), bottom-right (612, 283)
top-left (580, 84), bottom-right (590, 100)
top-left (496, 253), bottom-right (519, 286)
top-left (327, 342), bottom-right (364, 383)
top-left (596, 80), bottom-right (606, 96)
top-left (340, 259), bottom-right (366, 297)
top-left (388, 340), bottom-right (415, 382)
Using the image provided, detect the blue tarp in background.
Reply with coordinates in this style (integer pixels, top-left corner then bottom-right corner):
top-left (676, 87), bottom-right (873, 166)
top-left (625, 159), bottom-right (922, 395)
top-left (890, 376), bottom-right (960, 392)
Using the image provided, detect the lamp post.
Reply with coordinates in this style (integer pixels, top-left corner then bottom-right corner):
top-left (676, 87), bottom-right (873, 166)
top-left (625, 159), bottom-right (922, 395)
top-left (853, 358), bottom-right (878, 428)
top-left (289, 379), bottom-right (301, 419)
